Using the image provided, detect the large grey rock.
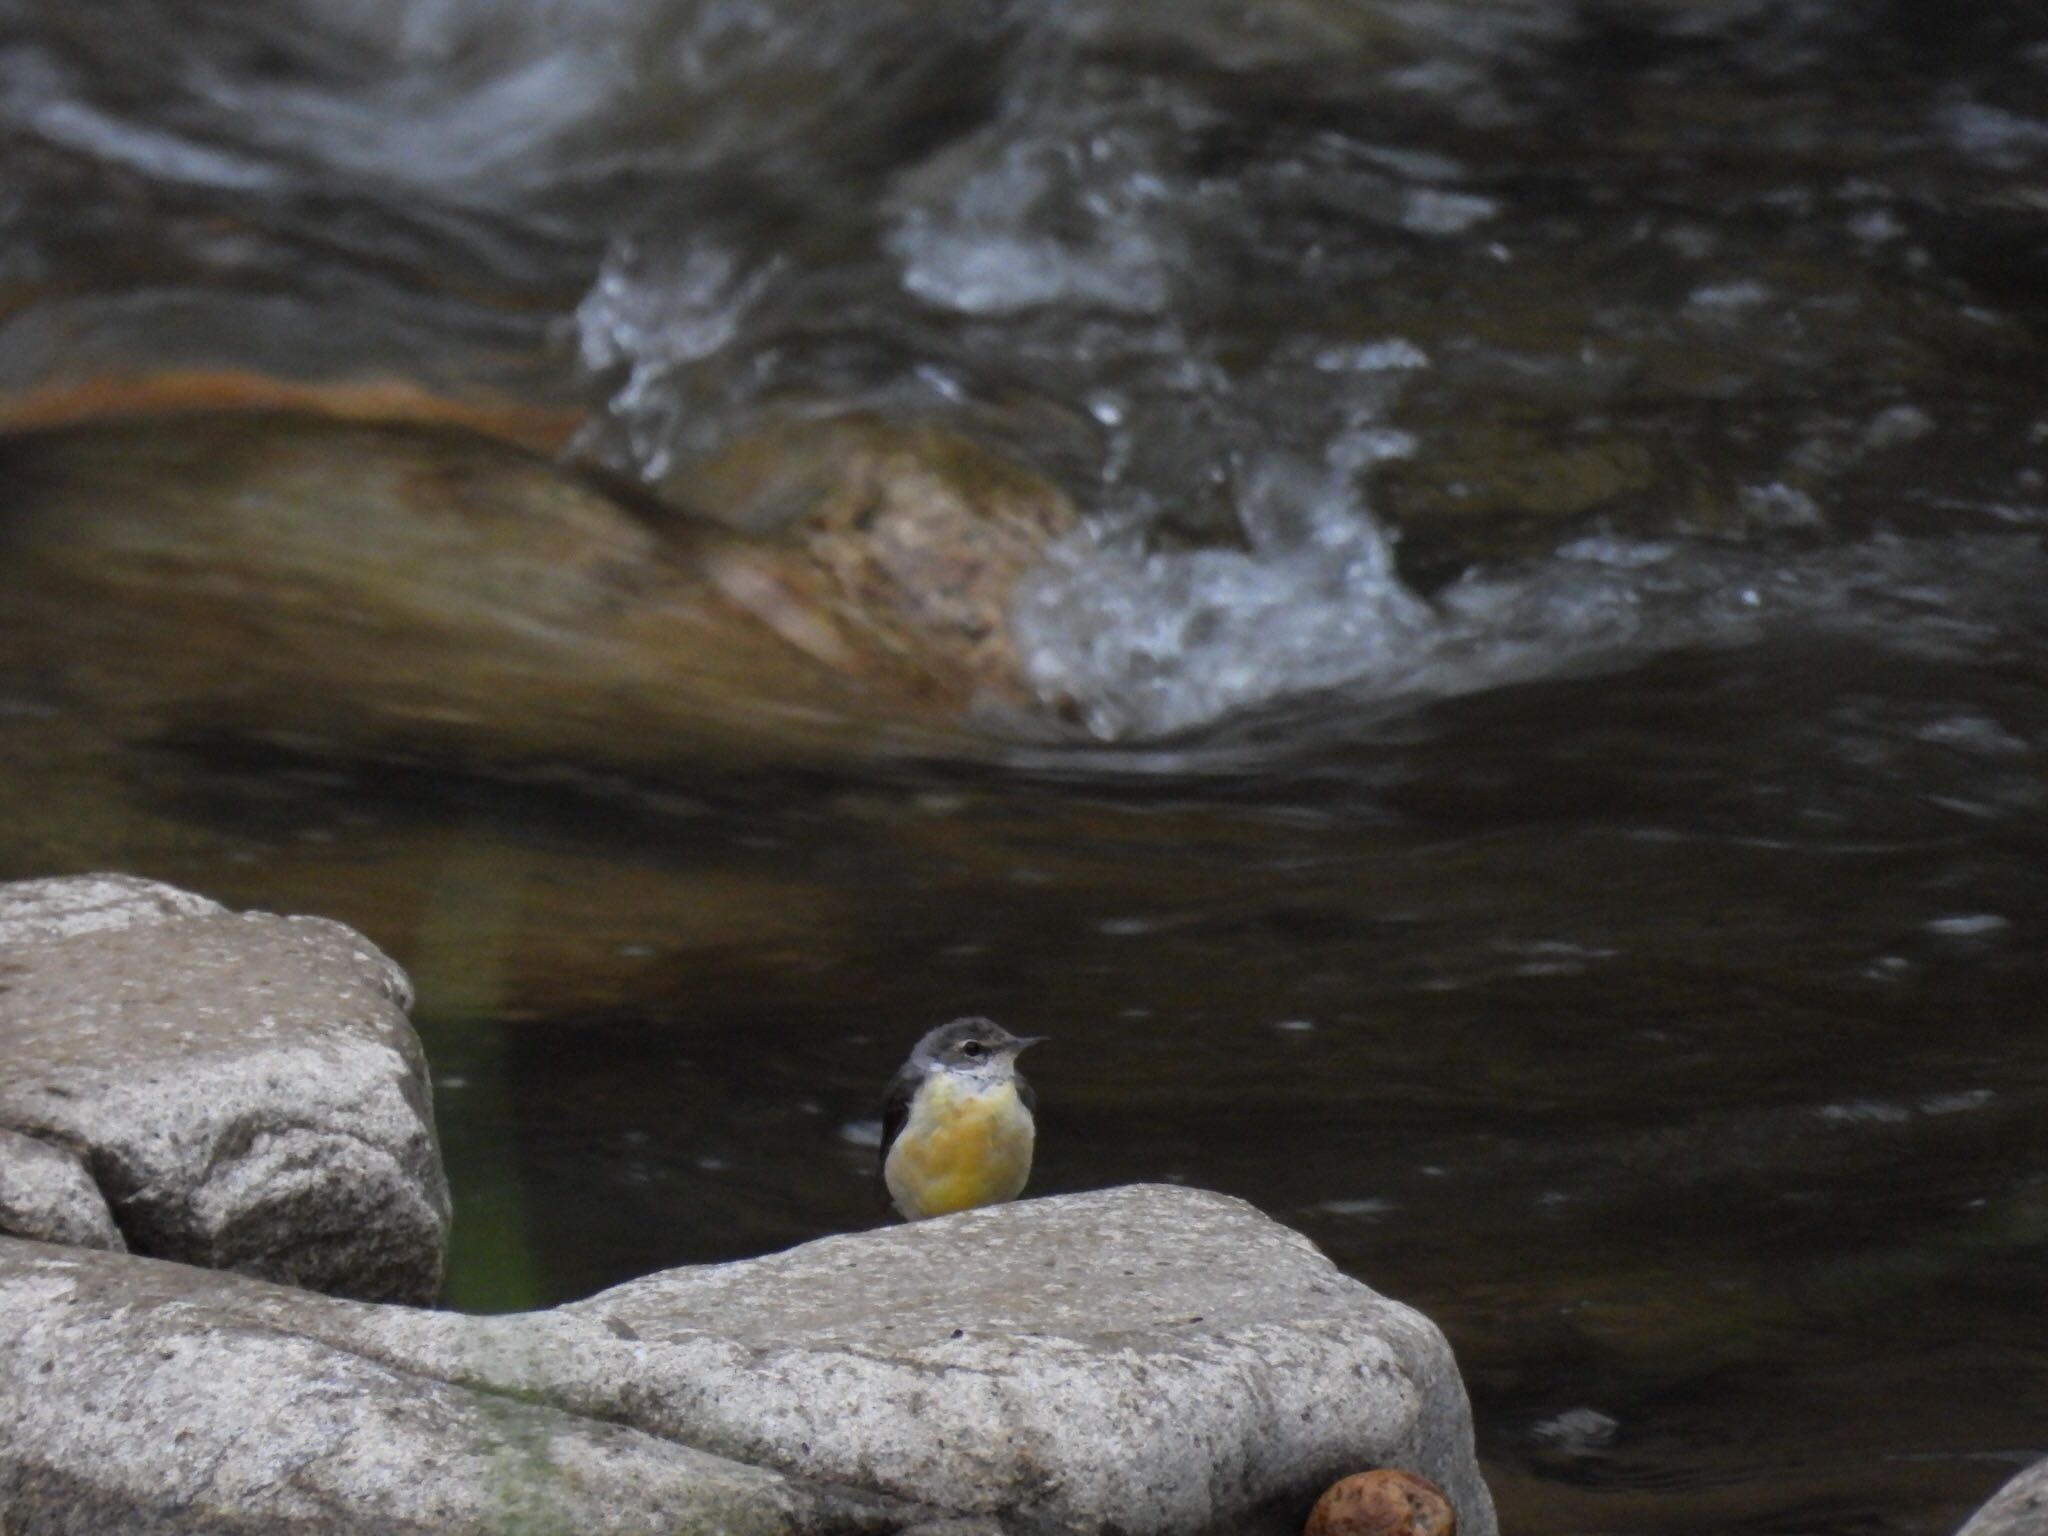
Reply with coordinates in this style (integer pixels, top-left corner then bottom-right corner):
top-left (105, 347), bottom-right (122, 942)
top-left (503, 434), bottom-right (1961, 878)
top-left (358, 1185), bottom-right (1497, 1535)
top-left (0, 1187), bottom-right (1495, 1536)
top-left (1960, 1460), bottom-right (2048, 1536)
top-left (0, 874), bottom-right (448, 1302)
top-left (531, 1184), bottom-right (1493, 1534)
top-left (0, 1237), bottom-right (924, 1536)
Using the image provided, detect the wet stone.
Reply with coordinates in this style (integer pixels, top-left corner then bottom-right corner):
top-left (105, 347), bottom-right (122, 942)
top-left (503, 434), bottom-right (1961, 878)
top-left (673, 411), bottom-right (1081, 711)
top-left (0, 413), bottom-right (1076, 766)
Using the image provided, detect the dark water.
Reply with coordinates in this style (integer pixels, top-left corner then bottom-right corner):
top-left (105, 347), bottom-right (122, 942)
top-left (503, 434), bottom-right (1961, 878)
top-left (5, 1), bottom-right (2048, 1531)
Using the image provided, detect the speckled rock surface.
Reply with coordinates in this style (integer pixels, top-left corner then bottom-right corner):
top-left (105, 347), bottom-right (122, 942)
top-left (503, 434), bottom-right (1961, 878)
top-left (0, 1237), bottom-right (924, 1536)
top-left (0, 874), bottom-right (447, 1302)
top-left (0, 1186), bottom-right (1494, 1536)
top-left (0, 1130), bottom-right (122, 1252)
top-left (369, 1184), bottom-right (1498, 1536)
top-left (1958, 1460), bottom-right (2048, 1536)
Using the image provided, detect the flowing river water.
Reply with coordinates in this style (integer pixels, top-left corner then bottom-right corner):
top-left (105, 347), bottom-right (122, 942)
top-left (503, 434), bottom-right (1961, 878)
top-left (3, 1), bottom-right (2047, 1530)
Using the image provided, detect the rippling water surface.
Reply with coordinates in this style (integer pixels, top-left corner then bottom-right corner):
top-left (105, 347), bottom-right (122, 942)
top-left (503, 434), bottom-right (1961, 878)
top-left (3, 1), bottom-right (2047, 1531)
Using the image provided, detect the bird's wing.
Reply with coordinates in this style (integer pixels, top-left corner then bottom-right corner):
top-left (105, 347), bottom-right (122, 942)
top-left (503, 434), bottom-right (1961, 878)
top-left (877, 1063), bottom-right (919, 1210)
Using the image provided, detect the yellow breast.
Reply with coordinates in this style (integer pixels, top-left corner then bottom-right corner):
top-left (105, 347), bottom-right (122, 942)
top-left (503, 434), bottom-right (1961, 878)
top-left (884, 1073), bottom-right (1035, 1221)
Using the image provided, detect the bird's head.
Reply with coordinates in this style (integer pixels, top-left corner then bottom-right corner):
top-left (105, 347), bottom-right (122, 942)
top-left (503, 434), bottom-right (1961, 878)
top-left (910, 1017), bottom-right (1045, 1083)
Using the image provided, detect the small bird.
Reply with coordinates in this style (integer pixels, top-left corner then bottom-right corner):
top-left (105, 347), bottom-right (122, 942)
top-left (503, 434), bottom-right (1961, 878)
top-left (880, 1018), bottom-right (1044, 1221)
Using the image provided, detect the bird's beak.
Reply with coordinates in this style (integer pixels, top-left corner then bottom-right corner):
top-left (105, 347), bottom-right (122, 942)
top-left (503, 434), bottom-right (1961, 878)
top-left (1013, 1035), bottom-right (1048, 1053)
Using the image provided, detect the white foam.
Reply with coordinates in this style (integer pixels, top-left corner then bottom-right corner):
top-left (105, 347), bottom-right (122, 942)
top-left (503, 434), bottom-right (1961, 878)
top-left (890, 115), bottom-right (1184, 316)
top-left (0, 52), bottom-right (282, 193)
top-left (1015, 456), bottom-right (2048, 743)
top-left (1014, 457), bottom-right (1436, 739)
top-left (572, 237), bottom-right (786, 479)
top-left (196, 44), bottom-right (624, 193)
top-left (1938, 101), bottom-right (2048, 171)
top-left (576, 239), bottom-right (771, 376)
top-left (1313, 339), bottom-right (1431, 373)
top-left (1687, 279), bottom-right (1772, 311)
top-left (898, 226), bottom-right (1173, 315)
top-left (1926, 913), bottom-right (2010, 938)
top-left (1400, 188), bottom-right (1499, 236)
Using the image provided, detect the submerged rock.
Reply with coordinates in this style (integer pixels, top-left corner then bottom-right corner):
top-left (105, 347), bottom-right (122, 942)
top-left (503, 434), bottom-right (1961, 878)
top-left (0, 1186), bottom-right (1494, 1536)
top-left (0, 368), bottom-right (583, 455)
top-left (680, 413), bottom-right (1081, 710)
top-left (0, 874), bottom-right (448, 1303)
top-left (0, 411), bottom-right (1076, 766)
top-left (1958, 1460), bottom-right (2048, 1536)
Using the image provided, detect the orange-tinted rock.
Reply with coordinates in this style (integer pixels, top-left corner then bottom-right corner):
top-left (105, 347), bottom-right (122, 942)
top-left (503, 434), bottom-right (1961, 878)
top-left (668, 412), bottom-right (1079, 708)
top-left (0, 411), bottom-right (1072, 765)
top-left (1306, 1469), bottom-right (1457, 1536)
top-left (0, 370), bottom-right (583, 454)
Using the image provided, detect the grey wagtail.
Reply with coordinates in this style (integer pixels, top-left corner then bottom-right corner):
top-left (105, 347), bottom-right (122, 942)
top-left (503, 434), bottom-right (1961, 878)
top-left (879, 1019), bottom-right (1044, 1221)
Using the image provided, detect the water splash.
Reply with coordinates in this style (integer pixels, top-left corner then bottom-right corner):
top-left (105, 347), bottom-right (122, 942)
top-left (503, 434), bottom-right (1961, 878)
top-left (888, 87), bottom-right (1199, 318)
top-left (7, 0), bottom-right (2048, 753)
top-left (1015, 451), bottom-right (1432, 739)
top-left (1017, 459), bottom-right (2048, 742)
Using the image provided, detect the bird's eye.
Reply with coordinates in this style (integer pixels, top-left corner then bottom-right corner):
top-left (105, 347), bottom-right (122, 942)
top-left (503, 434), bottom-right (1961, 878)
top-left (961, 1040), bottom-right (986, 1058)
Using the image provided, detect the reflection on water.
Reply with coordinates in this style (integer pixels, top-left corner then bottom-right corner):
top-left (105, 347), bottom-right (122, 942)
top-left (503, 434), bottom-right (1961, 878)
top-left (5, 0), bottom-right (2048, 1531)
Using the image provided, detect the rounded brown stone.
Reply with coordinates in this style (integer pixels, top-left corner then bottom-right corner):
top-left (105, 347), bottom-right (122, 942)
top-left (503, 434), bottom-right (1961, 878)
top-left (1305, 1468), bottom-right (1457, 1536)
